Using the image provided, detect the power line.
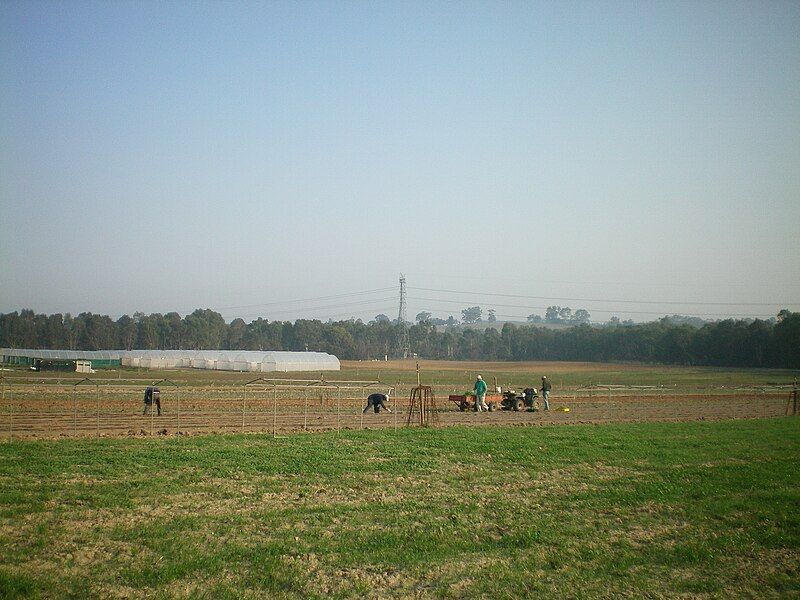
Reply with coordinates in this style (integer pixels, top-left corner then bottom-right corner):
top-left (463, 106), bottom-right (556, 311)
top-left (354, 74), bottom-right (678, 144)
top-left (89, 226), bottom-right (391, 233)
top-left (408, 296), bottom-right (779, 318)
top-left (408, 272), bottom-right (800, 290)
top-left (314, 306), bottom-right (397, 321)
top-left (408, 286), bottom-right (795, 308)
top-left (212, 287), bottom-right (396, 311)
top-left (231, 297), bottom-right (396, 320)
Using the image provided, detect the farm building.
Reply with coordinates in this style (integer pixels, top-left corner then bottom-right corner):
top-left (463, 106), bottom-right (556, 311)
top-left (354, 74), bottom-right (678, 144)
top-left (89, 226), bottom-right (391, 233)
top-left (1, 349), bottom-right (340, 373)
top-left (0, 349), bottom-right (124, 370)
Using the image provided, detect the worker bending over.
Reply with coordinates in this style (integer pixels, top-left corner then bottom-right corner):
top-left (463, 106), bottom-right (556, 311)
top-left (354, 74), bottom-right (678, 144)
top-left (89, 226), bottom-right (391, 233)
top-left (363, 392), bottom-right (393, 414)
top-left (142, 386), bottom-right (161, 416)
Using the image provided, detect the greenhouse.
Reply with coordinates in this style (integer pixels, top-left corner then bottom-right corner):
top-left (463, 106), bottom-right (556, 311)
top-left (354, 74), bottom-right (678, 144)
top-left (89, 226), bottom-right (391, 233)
top-left (121, 350), bottom-right (340, 372)
top-left (1, 349), bottom-right (340, 372)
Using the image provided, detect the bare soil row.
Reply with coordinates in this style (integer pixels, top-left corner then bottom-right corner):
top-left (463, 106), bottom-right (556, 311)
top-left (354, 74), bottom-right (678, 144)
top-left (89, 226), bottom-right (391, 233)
top-left (0, 391), bottom-right (793, 440)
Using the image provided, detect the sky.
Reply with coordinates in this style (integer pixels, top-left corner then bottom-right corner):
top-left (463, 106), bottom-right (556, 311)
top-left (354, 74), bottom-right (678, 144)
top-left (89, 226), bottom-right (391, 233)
top-left (1, 1), bottom-right (799, 324)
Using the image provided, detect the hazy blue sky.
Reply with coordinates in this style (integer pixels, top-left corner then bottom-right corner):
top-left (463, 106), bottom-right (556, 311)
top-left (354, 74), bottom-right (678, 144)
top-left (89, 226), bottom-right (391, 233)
top-left (1, 1), bottom-right (798, 323)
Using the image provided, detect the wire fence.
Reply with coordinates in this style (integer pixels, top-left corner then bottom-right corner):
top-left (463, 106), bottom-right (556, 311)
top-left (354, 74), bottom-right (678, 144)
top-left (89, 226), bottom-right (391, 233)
top-left (0, 377), bottom-right (797, 441)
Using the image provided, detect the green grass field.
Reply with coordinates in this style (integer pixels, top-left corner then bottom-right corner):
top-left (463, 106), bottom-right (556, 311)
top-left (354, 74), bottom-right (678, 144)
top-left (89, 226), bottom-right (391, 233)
top-left (1, 418), bottom-right (798, 598)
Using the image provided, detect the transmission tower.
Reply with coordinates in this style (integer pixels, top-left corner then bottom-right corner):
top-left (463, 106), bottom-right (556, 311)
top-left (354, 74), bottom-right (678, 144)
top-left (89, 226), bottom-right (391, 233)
top-left (398, 274), bottom-right (408, 323)
top-left (398, 274), bottom-right (410, 358)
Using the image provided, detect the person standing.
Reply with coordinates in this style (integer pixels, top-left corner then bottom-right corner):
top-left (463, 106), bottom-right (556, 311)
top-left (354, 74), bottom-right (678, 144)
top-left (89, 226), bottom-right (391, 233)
top-left (541, 376), bottom-right (551, 410)
top-left (474, 375), bottom-right (489, 412)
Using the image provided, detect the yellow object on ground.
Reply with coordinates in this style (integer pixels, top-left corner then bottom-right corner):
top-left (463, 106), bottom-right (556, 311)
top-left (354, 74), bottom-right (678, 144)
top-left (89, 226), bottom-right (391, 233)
top-left (556, 407), bottom-right (570, 412)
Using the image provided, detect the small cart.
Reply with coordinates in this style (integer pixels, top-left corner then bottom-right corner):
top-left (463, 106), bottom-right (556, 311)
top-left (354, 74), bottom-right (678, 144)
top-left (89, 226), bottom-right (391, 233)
top-left (449, 393), bottom-right (503, 412)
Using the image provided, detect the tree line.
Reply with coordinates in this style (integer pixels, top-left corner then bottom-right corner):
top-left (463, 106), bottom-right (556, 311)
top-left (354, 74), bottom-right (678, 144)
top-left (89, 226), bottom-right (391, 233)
top-left (0, 308), bottom-right (798, 369)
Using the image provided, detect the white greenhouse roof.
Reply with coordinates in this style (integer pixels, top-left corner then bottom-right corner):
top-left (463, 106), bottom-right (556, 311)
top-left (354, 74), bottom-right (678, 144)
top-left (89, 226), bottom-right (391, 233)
top-left (1, 349), bottom-right (341, 372)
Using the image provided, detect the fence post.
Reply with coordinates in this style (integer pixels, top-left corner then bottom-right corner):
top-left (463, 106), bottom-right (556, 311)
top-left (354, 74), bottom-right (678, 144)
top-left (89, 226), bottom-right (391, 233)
top-left (793, 383), bottom-right (798, 416)
top-left (150, 389), bottom-right (154, 436)
top-left (394, 382), bottom-right (399, 431)
top-left (359, 386), bottom-right (364, 430)
top-left (303, 389), bottom-right (308, 431)
top-left (337, 388), bottom-right (341, 435)
top-left (46, 384), bottom-right (52, 439)
top-left (96, 385), bottom-right (100, 438)
top-left (72, 388), bottom-right (77, 438)
top-left (242, 388), bottom-right (246, 434)
top-left (273, 387), bottom-right (277, 438)
top-left (2, 381), bottom-right (6, 443)
top-left (7, 385), bottom-right (12, 443)
top-left (177, 387), bottom-right (181, 433)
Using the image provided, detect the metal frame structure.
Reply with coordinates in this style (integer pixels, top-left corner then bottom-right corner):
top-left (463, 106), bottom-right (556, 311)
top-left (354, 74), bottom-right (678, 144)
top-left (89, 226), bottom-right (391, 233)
top-left (405, 385), bottom-right (438, 427)
top-left (404, 364), bottom-right (439, 427)
top-left (1, 375), bottom-right (794, 441)
top-left (149, 379), bottom-right (181, 434)
top-left (72, 377), bottom-right (100, 438)
top-left (243, 377), bottom-right (396, 437)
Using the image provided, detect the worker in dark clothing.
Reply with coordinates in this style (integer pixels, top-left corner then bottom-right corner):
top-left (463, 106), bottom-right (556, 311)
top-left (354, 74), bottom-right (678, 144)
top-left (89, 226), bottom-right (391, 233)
top-left (143, 386), bottom-right (161, 416)
top-left (541, 376), bottom-right (551, 410)
top-left (363, 392), bottom-right (393, 413)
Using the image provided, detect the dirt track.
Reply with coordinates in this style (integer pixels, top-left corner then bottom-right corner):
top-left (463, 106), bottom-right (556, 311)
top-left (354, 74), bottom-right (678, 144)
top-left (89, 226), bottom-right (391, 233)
top-left (0, 387), bottom-right (793, 441)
